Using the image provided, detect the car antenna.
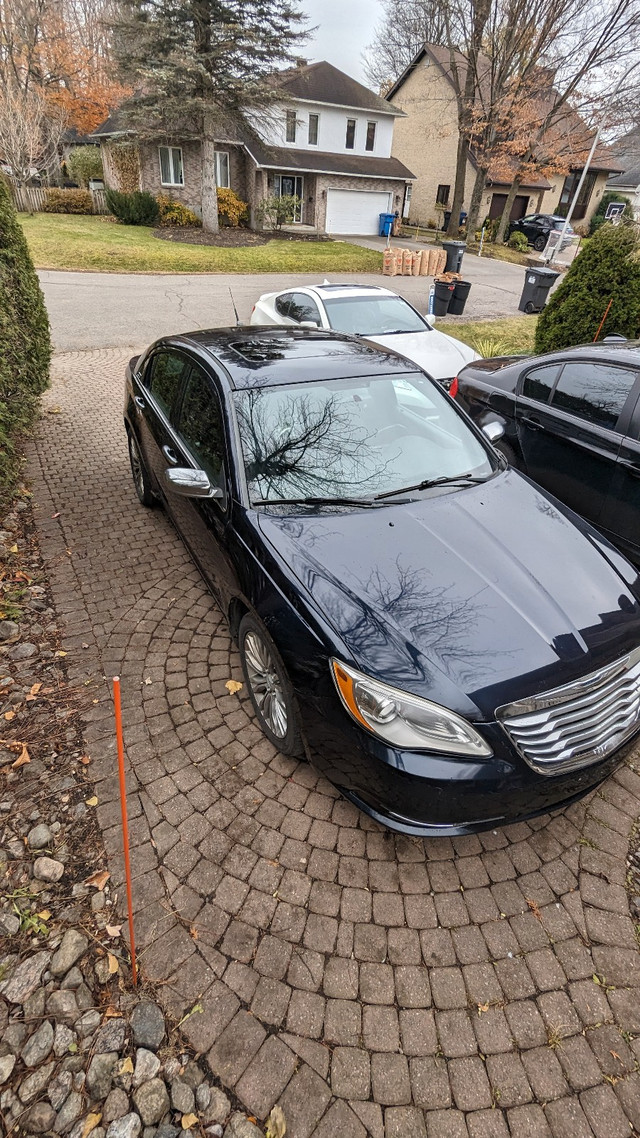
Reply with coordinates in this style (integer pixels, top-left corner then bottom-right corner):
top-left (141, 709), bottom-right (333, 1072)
top-left (229, 288), bottom-right (240, 326)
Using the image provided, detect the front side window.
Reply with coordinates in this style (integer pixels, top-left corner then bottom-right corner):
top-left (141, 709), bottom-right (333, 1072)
top-left (521, 365), bottom-right (559, 403)
top-left (287, 292), bottom-right (322, 325)
top-left (345, 119), bottom-right (356, 149)
top-left (550, 361), bottom-right (637, 429)
top-left (215, 151), bottom-right (230, 188)
top-left (177, 365), bottom-right (225, 486)
top-left (366, 121), bottom-right (376, 152)
top-left (159, 146), bottom-right (184, 186)
top-left (323, 294), bottom-right (428, 336)
top-left (436, 184), bottom-right (450, 205)
top-left (308, 114), bottom-right (319, 146)
top-left (285, 110), bottom-right (297, 143)
top-left (147, 351), bottom-right (186, 418)
top-left (234, 373), bottom-right (492, 503)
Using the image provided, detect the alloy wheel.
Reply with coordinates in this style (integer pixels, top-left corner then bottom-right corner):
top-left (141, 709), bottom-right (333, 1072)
top-left (243, 630), bottom-right (288, 739)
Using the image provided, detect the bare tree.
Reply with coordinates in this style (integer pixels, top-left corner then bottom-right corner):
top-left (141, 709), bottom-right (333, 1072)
top-left (362, 0), bottom-right (449, 92)
top-left (0, 85), bottom-right (66, 183)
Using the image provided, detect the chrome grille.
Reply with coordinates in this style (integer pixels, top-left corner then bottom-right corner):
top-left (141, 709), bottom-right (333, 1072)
top-left (496, 646), bottom-right (640, 775)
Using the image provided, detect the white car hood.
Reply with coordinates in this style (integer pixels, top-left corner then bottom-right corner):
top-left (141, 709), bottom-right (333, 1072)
top-left (366, 329), bottom-right (478, 379)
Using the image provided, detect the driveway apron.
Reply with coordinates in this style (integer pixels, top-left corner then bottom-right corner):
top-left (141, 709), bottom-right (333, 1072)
top-left (27, 348), bottom-right (640, 1138)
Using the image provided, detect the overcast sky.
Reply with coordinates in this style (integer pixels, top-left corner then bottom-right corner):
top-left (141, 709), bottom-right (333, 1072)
top-left (299, 0), bottom-right (385, 83)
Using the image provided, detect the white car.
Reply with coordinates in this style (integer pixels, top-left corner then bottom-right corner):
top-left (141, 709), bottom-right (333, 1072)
top-left (249, 283), bottom-right (479, 385)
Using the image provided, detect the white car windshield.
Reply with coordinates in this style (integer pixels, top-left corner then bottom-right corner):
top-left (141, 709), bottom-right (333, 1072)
top-left (234, 372), bottom-right (494, 503)
top-left (323, 295), bottom-right (429, 336)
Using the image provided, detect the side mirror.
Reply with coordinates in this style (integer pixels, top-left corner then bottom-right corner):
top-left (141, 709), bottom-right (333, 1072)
top-left (482, 421), bottom-right (505, 444)
top-left (163, 467), bottom-right (223, 499)
top-left (424, 313), bottom-right (436, 327)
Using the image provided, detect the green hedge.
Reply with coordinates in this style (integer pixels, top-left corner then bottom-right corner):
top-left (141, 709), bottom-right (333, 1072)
top-left (0, 178), bottom-right (51, 499)
top-left (535, 223), bottom-right (640, 354)
top-left (105, 189), bottom-right (159, 225)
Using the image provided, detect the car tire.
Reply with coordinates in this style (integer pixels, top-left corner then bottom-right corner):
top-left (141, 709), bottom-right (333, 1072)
top-left (238, 613), bottom-right (305, 758)
top-left (496, 439), bottom-right (520, 468)
top-left (533, 235), bottom-right (546, 251)
top-left (127, 430), bottom-right (155, 507)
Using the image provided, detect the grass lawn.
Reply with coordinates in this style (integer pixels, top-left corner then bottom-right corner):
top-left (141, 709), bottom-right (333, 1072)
top-left (445, 315), bottom-right (537, 356)
top-left (19, 213), bottom-right (383, 274)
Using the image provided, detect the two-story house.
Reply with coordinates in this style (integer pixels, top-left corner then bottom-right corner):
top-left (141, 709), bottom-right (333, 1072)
top-left (92, 61), bottom-right (415, 235)
top-left (387, 44), bottom-right (621, 229)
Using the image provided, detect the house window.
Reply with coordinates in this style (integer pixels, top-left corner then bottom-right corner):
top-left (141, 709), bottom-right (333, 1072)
top-left (308, 114), bottom-right (319, 146)
top-left (436, 184), bottom-right (450, 205)
top-left (285, 110), bottom-right (297, 143)
top-left (366, 122), bottom-right (376, 152)
top-left (345, 119), bottom-right (356, 149)
top-left (215, 151), bottom-right (230, 188)
top-left (159, 146), bottom-right (184, 187)
top-left (557, 170), bottom-right (596, 220)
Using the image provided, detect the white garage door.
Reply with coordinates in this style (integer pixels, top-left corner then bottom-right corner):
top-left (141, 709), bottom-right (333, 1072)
top-left (326, 189), bottom-right (393, 235)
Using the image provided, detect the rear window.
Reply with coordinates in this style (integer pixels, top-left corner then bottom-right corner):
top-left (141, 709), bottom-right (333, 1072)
top-left (522, 365), bottom-right (559, 403)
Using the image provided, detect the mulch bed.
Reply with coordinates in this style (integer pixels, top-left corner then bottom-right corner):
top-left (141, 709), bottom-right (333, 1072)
top-left (153, 226), bottom-right (331, 247)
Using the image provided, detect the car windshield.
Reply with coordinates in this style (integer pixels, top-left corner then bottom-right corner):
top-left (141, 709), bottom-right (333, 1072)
top-left (234, 372), bottom-right (494, 504)
top-left (322, 295), bottom-right (429, 336)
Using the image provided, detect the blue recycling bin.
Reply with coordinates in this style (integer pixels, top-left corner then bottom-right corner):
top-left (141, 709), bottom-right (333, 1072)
top-left (379, 212), bottom-right (394, 236)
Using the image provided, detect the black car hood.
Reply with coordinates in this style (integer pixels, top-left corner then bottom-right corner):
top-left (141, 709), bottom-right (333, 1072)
top-left (257, 470), bottom-right (640, 719)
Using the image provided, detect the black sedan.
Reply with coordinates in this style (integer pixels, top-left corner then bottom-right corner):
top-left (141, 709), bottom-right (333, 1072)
top-left (507, 213), bottom-right (575, 251)
top-left (453, 341), bottom-right (640, 565)
top-left (124, 328), bottom-right (640, 836)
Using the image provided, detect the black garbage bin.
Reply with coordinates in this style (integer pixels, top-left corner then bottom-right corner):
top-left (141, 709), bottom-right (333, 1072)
top-left (518, 267), bottom-right (560, 314)
top-left (443, 210), bottom-right (451, 231)
top-left (433, 280), bottom-right (455, 316)
top-left (441, 240), bottom-right (467, 273)
top-left (449, 280), bottom-right (471, 315)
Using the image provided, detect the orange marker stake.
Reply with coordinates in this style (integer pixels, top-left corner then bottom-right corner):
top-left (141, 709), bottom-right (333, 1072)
top-left (593, 298), bottom-right (613, 342)
top-left (113, 676), bottom-right (138, 986)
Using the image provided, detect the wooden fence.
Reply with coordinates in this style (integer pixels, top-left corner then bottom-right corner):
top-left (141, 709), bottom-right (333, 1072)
top-left (11, 185), bottom-right (109, 215)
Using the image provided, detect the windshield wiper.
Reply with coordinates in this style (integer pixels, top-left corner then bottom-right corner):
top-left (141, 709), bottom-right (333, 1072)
top-left (251, 495), bottom-right (377, 508)
top-left (375, 473), bottom-right (489, 501)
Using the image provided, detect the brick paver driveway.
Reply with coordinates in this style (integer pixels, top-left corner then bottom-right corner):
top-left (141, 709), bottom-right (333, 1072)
top-left (29, 350), bottom-right (640, 1138)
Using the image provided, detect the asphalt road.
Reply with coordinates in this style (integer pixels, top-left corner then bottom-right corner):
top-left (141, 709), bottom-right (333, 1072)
top-left (39, 246), bottom-right (528, 351)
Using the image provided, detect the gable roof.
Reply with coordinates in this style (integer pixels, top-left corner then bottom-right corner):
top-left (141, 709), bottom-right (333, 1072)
top-left (276, 61), bottom-right (404, 116)
top-left (607, 126), bottom-right (640, 189)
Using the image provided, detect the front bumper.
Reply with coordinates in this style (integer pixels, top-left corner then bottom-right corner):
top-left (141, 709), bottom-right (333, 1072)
top-left (303, 707), bottom-right (638, 837)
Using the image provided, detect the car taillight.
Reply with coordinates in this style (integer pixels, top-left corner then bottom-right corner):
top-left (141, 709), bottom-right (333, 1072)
top-left (449, 376), bottom-right (459, 399)
top-left (251, 305), bottom-right (255, 314)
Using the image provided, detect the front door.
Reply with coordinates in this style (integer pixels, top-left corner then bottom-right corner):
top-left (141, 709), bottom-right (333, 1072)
top-left (276, 175), bottom-right (304, 221)
top-left (489, 194), bottom-right (529, 221)
top-left (135, 348), bottom-right (190, 489)
top-left (599, 389), bottom-right (640, 560)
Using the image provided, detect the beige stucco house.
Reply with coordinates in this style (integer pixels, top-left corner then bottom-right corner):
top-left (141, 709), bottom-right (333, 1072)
top-left (386, 45), bottom-right (621, 230)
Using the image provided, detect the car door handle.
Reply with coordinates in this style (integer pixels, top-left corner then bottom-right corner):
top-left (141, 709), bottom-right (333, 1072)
top-left (521, 417), bottom-right (542, 431)
top-left (162, 445), bottom-right (179, 465)
top-left (134, 396), bottom-right (146, 411)
top-left (619, 460), bottom-right (640, 478)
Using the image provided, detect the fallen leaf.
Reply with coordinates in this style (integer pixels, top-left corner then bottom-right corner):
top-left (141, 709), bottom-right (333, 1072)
top-left (85, 870), bottom-right (110, 890)
top-left (610, 1049), bottom-right (622, 1062)
top-left (55, 650), bottom-right (67, 658)
top-left (51, 512), bottom-right (61, 519)
top-left (8, 544), bottom-right (18, 554)
top-left (477, 1002), bottom-right (490, 1015)
top-left (105, 924), bottom-right (122, 938)
top-left (265, 1104), bottom-right (287, 1138)
top-left (86, 796), bottom-right (98, 807)
top-left (107, 953), bottom-right (119, 974)
top-left (14, 571), bottom-right (32, 583)
top-left (80, 754), bottom-right (91, 765)
top-left (118, 1057), bottom-right (134, 1074)
top-left (144, 677), bottom-right (153, 685)
top-left (103, 1007), bottom-right (123, 1018)
top-left (68, 1041), bottom-right (78, 1053)
top-left (225, 679), bottom-right (243, 694)
top-left (12, 744), bottom-right (30, 768)
top-left (526, 898), bottom-right (542, 921)
top-left (81, 1113), bottom-right (101, 1138)
top-left (37, 910), bottom-right (51, 920)
top-left (593, 974), bottom-right (602, 985)
top-left (48, 406), bottom-right (62, 414)
top-left (189, 925), bottom-right (198, 941)
top-left (181, 1115), bottom-right (198, 1130)
top-left (4, 711), bottom-right (15, 721)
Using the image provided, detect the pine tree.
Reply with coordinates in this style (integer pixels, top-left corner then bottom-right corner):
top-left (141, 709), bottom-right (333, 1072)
top-left (535, 224), bottom-right (640, 354)
top-left (112, 0), bottom-right (306, 231)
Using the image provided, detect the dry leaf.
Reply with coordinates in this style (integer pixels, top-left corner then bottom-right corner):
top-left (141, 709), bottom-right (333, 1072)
top-left (8, 544), bottom-right (18, 554)
top-left (14, 571), bottom-right (32, 583)
top-left (12, 744), bottom-right (30, 768)
top-left (85, 870), bottom-right (110, 891)
top-left (79, 755), bottom-right (92, 765)
top-left (86, 796), bottom-right (98, 807)
top-left (526, 898), bottom-right (542, 921)
top-left (105, 924), bottom-right (122, 938)
top-left (4, 711), bottom-right (15, 721)
top-left (51, 512), bottom-right (61, 519)
top-left (189, 925), bottom-right (198, 941)
top-left (48, 406), bottom-right (61, 414)
top-left (81, 1113), bottom-right (101, 1138)
top-left (37, 910), bottom-right (51, 920)
top-left (118, 1057), bottom-right (134, 1075)
top-left (55, 650), bottom-right (67, 657)
top-left (477, 1002), bottom-right (490, 1015)
top-left (103, 1006), bottom-right (123, 1018)
top-left (181, 1115), bottom-right (198, 1130)
top-left (265, 1104), bottom-right (287, 1138)
top-left (107, 953), bottom-right (119, 974)
top-left (225, 679), bottom-right (243, 694)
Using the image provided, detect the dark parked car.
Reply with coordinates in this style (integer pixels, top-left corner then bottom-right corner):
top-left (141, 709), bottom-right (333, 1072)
top-left (124, 328), bottom-right (640, 836)
top-left (507, 213), bottom-right (575, 251)
top-left (453, 342), bottom-right (640, 565)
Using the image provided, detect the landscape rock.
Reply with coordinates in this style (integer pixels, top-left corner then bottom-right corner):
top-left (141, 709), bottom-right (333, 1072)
top-left (21, 1019), bottom-right (54, 1067)
top-left (170, 1080), bottom-right (194, 1115)
top-left (155, 1126), bottom-right (179, 1138)
top-left (0, 620), bottom-right (19, 641)
top-left (1, 951), bottom-right (50, 1003)
top-left (9, 642), bottom-right (38, 660)
top-left (133, 1078), bottom-right (170, 1126)
top-left (27, 823), bottom-right (52, 850)
top-left (0, 913), bottom-right (20, 936)
top-left (130, 1003), bottom-right (165, 1051)
top-left (3, 1019), bottom-right (27, 1051)
top-left (222, 1114), bottom-right (263, 1138)
top-left (203, 1089), bottom-right (231, 1125)
top-left (53, 1023), bottom-right (76, 1057)
top-left (162, 1058), bottom-right (181, 1082)
top-left (25, 1101), bottom-right (56, 1133)
top-left (48, 1070), bottom-right (73, 1111)
top-left (47, 989), bottom-right (79, 1023)
top-left (54, 1090), bottom-right (83, 1134)
top-left (103, 1088), bottom-right (130, 1123)
top-left (196, 1084), bottom-right (211, 1112)
top-left (106, 1114), bottom-right (142, 1138)
top-left (0, 1054), bottom-right (16, 1084)
top-left (61, 967), bottom-right (83, 990)
top-left (19, 1061), bottom-right (55, 1103)
top-left (75, 981), bottom-right (94, 1010)
top-left (133, 1048), bottom-right (161, 1088)
top-left (33, 856), bottom-right (64, 882)
top-left (76, 1008), bottom-right (101, 1037)
top-left (94, 1017), bottom-right (126, 1054)
top-left (23, 987), bottom-right (46, 1020)
top-left (181, 1060), bottom-right (204, 1089)
top-left (86, 1052), bottom-right (118, 1100)
top-left (50, 929), bottom-right (89, 976)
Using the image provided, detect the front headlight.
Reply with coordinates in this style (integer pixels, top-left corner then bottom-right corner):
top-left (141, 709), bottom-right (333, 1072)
top-left (331, 659), bottom-right (492, 758)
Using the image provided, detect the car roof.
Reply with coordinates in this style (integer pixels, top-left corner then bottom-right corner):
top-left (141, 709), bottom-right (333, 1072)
top-left (164, 327), bottom-right (420, 388)
top-left (282, 283), bottom-right (397, 300)
top-left (535, 341), bottom-right (640, 365)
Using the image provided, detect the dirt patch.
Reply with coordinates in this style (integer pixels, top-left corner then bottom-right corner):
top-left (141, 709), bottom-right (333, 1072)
top-left (153, 226), bottom-right (270, 247)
